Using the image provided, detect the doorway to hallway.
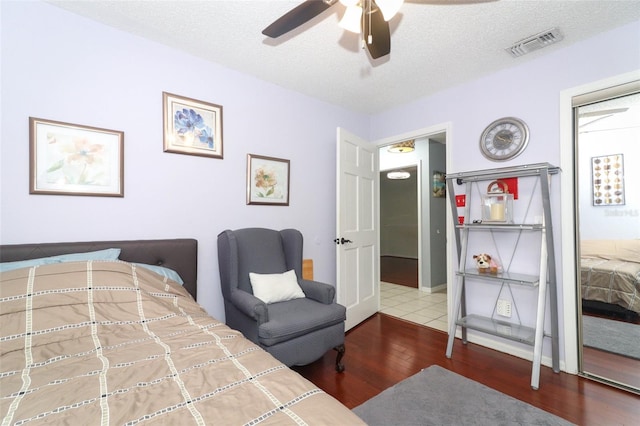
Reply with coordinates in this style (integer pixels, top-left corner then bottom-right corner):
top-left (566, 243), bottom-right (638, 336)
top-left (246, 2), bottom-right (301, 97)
top-left (378, 132), bottom-right (448, 332)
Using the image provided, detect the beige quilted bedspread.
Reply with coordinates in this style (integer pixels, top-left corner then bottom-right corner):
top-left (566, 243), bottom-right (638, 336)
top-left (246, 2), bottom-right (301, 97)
top-left (0, 261), bottom-right (364, 425)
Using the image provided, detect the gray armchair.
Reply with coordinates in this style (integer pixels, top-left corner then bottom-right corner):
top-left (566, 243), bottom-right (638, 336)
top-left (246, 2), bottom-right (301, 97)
top-left (217, 228), bottom-right (346, 371)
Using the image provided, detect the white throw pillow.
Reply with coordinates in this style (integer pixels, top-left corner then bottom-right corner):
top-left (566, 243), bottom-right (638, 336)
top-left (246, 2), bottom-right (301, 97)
top-left (249, 269), bottom-right (305, 304)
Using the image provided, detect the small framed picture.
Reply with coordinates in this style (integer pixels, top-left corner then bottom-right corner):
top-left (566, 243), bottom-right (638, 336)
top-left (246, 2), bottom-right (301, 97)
top-left (247, 154), bottom-right (290, 206)
top-left (591, 154), bottom-right (624, 206)
top-left (29, 117), bottom-right (124, 197)
top-left (163, 92), bottom-right (223, 159)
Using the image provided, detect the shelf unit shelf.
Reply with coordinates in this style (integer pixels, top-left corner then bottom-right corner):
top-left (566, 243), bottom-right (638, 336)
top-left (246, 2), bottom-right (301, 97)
top-left (455, 270), bottom-right (540, 287)
top-left (456, 314), bottom-right (536, 345)
top-left (457, 223), bottom-right (544, 231)
top-left (445, 163), bottom-right (560, 390)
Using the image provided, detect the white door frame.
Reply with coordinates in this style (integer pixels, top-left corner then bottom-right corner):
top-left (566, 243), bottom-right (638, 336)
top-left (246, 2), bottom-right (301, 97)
top-left (375, 122), bottom-right (453, 317)
top-left (558, 70), bottom-right (640, 375)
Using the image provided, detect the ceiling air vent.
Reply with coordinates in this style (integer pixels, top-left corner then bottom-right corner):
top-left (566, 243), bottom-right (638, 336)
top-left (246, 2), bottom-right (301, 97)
top-left (507, 28), bottom-right (564, 58)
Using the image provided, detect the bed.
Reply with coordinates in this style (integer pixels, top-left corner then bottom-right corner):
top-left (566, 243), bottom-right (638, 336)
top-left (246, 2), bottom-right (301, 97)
top-left (0, 239), bottom-right (364, 425)
top-left (580, 239), bottom-right (640, 316)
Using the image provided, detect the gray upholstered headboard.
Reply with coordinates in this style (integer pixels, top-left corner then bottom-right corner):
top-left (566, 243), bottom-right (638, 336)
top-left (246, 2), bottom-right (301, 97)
top-left (0, 239), bottom-right (198, 300)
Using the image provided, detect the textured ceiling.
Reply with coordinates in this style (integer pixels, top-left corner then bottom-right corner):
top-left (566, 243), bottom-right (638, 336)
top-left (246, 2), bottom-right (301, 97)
top-left (49, 0), bottom-right (640, 114)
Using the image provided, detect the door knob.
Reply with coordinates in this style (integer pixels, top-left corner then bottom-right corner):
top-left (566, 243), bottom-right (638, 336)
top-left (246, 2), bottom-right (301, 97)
top-left (334, 237), bottom-right (353, 245)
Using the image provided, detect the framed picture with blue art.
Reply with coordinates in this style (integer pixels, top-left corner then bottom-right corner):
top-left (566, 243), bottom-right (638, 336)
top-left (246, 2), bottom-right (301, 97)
top-left (29, 117), bottom-right (124, 197)
top-left (162, 92), bottom-right (223, 159)
top-left (247, 154), bottom-right (290, 206)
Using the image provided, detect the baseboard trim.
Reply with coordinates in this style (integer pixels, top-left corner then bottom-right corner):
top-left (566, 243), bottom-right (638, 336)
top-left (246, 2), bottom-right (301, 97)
top-left (453, 330), bottom-right (568, 374)
top-left (380, 255), bottom-right (418, 260)
top-left (421, 283), bottom-right (447, 294)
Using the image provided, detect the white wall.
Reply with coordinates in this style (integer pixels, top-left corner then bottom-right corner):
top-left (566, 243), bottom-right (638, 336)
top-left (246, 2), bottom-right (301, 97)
top-left (0, 1), bottom-right (369, 320)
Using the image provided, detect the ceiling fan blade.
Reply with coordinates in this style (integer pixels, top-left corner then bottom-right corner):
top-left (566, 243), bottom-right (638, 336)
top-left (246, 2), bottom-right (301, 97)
top-left (262, 0), bottom-right (336, 38)
top-left (363, 4), bottom-right (391, 59)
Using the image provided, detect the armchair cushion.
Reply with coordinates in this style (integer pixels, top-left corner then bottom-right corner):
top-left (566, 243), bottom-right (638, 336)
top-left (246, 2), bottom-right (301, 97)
top-left (258, 298), bottom-right (346, 347)
top-left (249, 269), bottom-right (305, 304)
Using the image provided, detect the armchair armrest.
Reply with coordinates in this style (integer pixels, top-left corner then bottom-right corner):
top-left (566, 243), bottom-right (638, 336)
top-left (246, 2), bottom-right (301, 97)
top-left (229, 289), bottom-right (269, 324)
top-left (299, 279), bottom-right (336, 304)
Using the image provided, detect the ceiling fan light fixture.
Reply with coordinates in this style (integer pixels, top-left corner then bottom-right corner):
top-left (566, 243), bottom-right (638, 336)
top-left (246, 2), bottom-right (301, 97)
top-left (339, 5), bottom-right (363, 33)
top-left (263, 0), bottom-right (392, 59)
top-left (387, 139), bottom-right (415, 153)
top-left (376, 0), bottom-right (404, 21)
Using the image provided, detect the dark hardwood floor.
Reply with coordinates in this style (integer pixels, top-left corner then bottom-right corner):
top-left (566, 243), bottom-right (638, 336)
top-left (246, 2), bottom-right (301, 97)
top-left (380, 256), bottom-right (418, 288)
top-left (294, 313), bottom-right (639, 426)
top-left (583, 346), bottom-right (640, 390)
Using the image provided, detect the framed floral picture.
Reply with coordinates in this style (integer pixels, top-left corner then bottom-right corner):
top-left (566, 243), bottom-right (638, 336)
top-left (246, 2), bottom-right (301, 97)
top-left (29, 117), bottom-right (124, 197)
top-left (163, 92), bottom-right (223, 158)
top-left (247, 154), bottom-right (290, 206)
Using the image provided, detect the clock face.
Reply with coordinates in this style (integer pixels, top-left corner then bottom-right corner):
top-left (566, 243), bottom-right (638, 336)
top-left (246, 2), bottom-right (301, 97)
top-left (479, 117), bottom-right (529, 161)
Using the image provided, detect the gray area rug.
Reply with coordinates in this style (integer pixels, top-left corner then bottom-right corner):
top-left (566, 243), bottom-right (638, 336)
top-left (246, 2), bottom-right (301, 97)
top-left (352, 365), bottom-right (574, 426)
top-left (582, 315), bottom-right (640, 360)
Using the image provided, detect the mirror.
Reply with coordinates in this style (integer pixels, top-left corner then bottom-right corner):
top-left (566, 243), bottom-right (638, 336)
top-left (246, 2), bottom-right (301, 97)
top-left (576, 90), bottom-right (640, 393)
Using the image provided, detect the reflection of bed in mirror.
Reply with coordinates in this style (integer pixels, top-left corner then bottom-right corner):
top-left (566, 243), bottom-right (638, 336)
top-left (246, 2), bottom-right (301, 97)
top-left (580, 240), bottom-right (640, 319)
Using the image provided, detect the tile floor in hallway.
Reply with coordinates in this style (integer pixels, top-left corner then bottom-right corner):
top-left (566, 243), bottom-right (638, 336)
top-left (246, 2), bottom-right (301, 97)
top-left (379, 281), bottom-right (449, 332)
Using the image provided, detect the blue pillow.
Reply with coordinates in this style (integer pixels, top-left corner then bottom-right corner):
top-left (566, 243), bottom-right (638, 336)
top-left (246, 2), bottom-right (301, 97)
top-left (0, 248), bottom-right (121, 272)
top-left (0, 257), bottom-right (59, 272)
top-left (134, 263), bottom-right (184, 285)
top-left (48, 248), bottom-right (121, 262)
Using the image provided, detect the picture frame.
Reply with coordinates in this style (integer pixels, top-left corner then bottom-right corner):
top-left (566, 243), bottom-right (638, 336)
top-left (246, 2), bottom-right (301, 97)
top-left (591, 153), bottom-right (624, 206)
top-left (432, 171), bottom-right (446, 198)
top-left (247, 154), bottom-right (290, 206)
top-left (29, 117), bottom-right (124, 197)
top-left (163, 92), bottom-right (223, 159)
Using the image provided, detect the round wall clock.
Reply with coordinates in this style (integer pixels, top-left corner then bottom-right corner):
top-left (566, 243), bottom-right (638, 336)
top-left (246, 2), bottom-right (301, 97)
top-left (479, 117), bottom-right (530, 161)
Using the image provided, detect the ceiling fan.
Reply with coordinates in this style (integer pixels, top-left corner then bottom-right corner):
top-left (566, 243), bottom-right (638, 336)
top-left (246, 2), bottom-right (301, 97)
top-left (262, 0), bottom-right (405, 59)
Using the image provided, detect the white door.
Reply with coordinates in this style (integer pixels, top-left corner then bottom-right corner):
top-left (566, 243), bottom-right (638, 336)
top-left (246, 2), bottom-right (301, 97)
top-left (336, 128), bottom-right (379, 331)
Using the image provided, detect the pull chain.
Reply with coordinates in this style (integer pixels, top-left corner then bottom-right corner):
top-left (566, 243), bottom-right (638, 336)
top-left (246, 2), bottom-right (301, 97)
top-left (368, 0), bottom-right (372, 44)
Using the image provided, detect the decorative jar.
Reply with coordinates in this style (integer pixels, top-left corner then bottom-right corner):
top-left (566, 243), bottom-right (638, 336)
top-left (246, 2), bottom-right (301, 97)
top-left (481, 180), bottom-right (513, 223)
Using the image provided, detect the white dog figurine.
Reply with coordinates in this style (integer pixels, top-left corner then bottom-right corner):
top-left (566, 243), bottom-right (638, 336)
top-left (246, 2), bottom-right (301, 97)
top-left (473, 253), bottom-right (500, 274)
